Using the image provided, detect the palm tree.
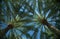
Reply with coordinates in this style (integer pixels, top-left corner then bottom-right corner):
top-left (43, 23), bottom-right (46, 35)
top-left (0, 0), bottom-right (60, 39)
top-left (0, 0), bottom-right (34, 39)
top-left (32, 0), bottom-right (60, 39)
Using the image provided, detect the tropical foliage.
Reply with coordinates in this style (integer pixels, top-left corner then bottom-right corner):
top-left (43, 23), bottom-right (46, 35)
top-left (0, 0), bottom-right (60, 39)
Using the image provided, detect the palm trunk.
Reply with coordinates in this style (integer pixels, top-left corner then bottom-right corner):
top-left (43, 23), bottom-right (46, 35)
top-left (46, 23), bottom-right (60, 35)
top-left (46, 23), bottom-right (60, 39)
top-left (0, 24), bottom-right (13, 39)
